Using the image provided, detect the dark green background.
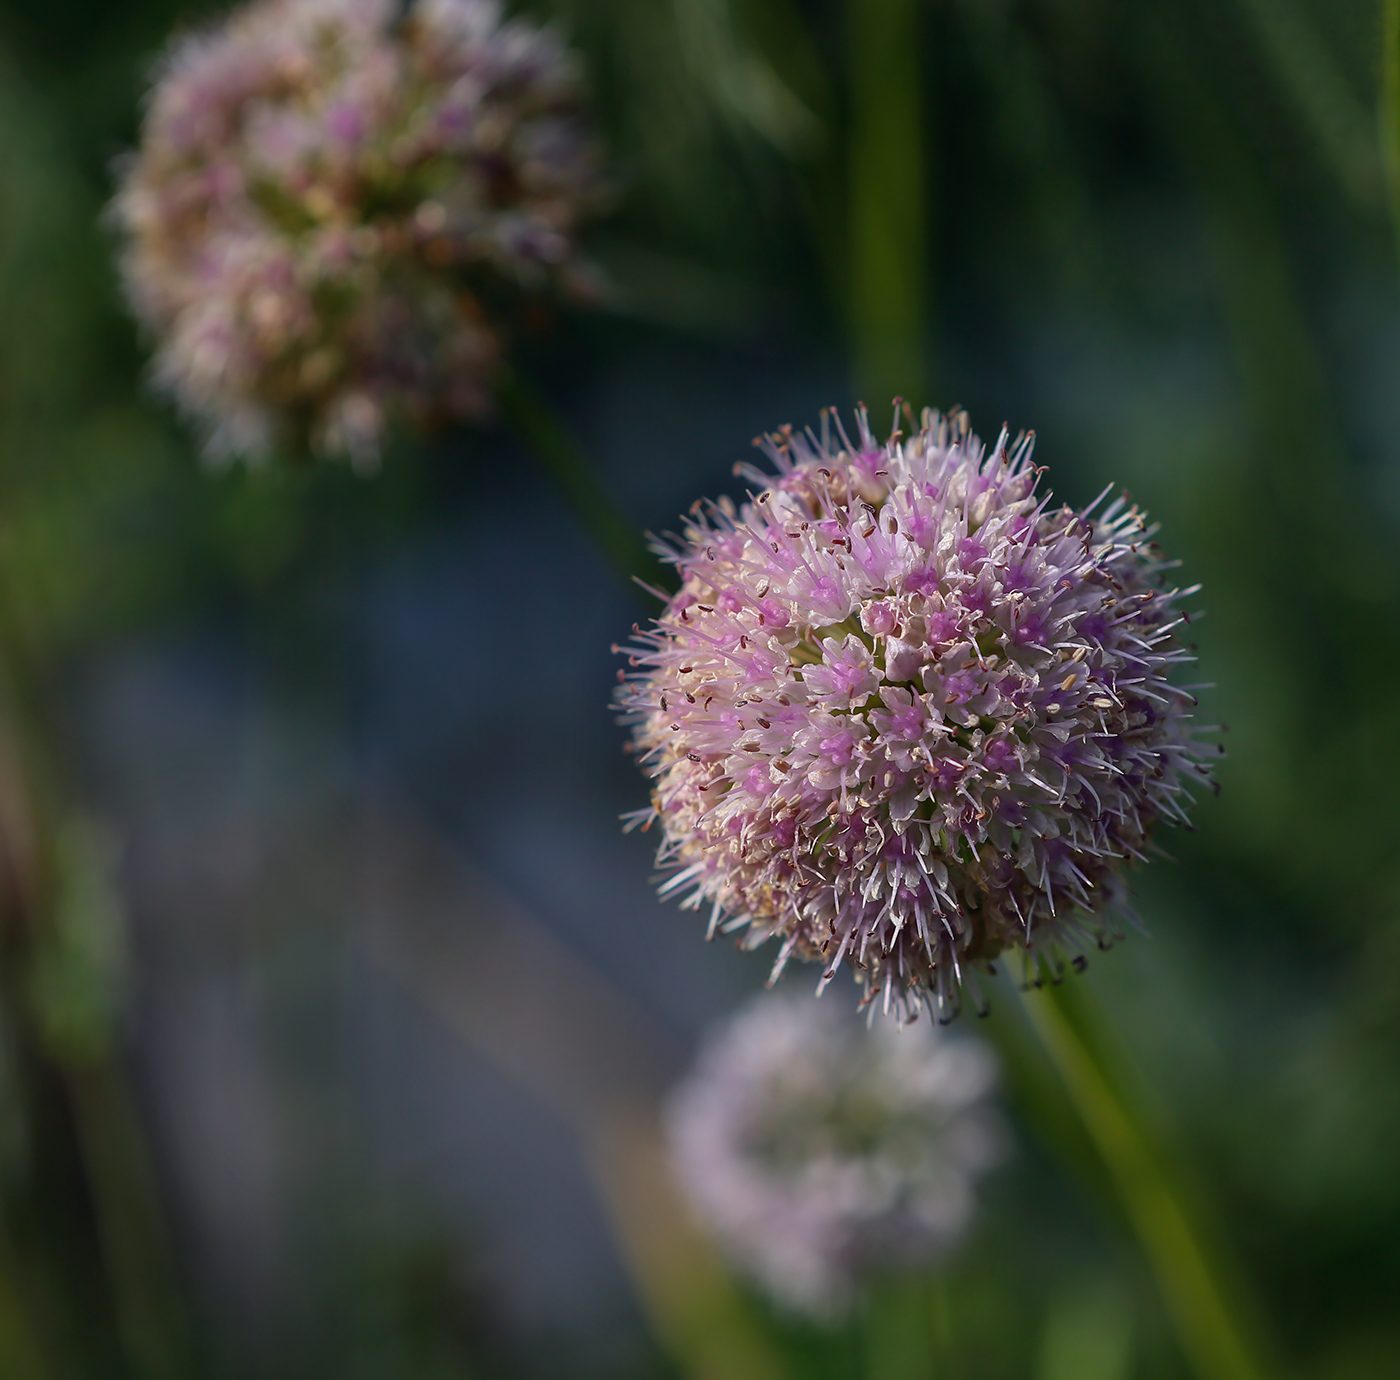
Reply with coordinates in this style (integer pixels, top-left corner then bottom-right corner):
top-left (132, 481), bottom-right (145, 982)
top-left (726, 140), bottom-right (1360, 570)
top-left (0, 1), bottom-right (1395, 1377)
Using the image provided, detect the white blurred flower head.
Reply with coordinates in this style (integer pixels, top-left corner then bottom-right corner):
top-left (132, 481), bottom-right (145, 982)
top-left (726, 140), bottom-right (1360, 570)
top-left (667, 989), bottom-right (1004, 1317)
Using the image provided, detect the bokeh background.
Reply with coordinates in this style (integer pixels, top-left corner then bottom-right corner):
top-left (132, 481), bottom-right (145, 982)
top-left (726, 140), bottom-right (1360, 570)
top-left (0, 0), bottom-right (1397, 1376)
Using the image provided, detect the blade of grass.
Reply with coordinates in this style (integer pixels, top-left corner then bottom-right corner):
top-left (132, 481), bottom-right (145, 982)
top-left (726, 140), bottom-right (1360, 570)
top-left (1231, 0), bottom-right (1380, 210)
top-left (670, 0), bottom-right (822, 157)
top-left (1384, 0), bottom-right (1400, 268)
top-left (1019, 983), bottom-right (1265, 1380)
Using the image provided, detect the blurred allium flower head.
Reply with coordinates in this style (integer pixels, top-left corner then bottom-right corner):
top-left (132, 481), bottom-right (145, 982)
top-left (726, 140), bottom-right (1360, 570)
top-left (668, 989), bottom-right (1002, 1316)
top-left (618, 408), bottom-right (1215, 1021)
top-left (114, 0), bottom-right (603, 463)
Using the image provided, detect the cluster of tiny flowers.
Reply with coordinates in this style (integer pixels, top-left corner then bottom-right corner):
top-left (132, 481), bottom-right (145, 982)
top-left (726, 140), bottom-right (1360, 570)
top-left (115, 0), bottom-right (602, 463)
top-left (618, 408), bottom-right (1215, 1021)
top-left (668, 990), bottom-right (1002, 1316)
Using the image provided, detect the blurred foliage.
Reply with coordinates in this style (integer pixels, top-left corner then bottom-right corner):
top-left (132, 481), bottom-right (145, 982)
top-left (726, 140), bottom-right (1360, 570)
top-left (0, 0), bottom-right (1394, 1377)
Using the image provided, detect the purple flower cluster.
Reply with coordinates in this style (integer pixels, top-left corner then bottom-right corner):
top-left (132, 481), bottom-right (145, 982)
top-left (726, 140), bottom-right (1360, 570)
top-left (619, 408), bottom-right (1214, 1020)
top-left (115, 0), bottom-right (603, 462)
top-left (668, 990), bottom-right (1002, 1316)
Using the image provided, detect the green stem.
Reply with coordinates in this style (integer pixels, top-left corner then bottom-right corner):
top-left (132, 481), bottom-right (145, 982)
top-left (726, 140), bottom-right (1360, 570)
top-left (496, 367), bottom-right (669, 597)
top-left (587, 1108), bottom-right (788, 1380)
top-left (0, 1228), bottom-right (51, 1380)
top-left (0, 648), bottom-right (194, 1379)
top-left (1383, 0), bottom-right (1400, 271)
top-left (1018, 984), bottom-right (1264, 1380)
top-left (847, 0), bottom-right (929, 410)
top-left (67, 1067), bottom-right (193, 1380)
top-left (861, 1274), bottom-right (934, 1380)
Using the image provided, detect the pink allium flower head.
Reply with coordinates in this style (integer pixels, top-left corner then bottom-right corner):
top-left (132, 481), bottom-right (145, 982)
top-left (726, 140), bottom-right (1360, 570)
top-left (114, 0), bottom-right (603, 463)
top-left (667, 990), bottom-right (1003, 1316)
top-left (618, 408), bottom-right (1215, 1021)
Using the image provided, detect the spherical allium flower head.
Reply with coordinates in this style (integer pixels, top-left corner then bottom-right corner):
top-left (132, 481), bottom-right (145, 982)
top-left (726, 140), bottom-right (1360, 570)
top-left (618, 407), bottom-right (1215, 1021)
top-left (114, 0), bottom-right (604, 463)
top-left (667, 989), bottom-right (1003, 1316)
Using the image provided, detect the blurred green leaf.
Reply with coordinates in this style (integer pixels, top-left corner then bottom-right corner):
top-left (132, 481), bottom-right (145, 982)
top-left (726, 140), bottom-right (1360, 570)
top-left (1036, 1275), bottom-right (1134, 1380)
top-left (26, 817), bottom-right (126, 1068)
top-left (1384, 0), bottom-right (1400, 268)
top-left (1231, 0), bottom-right (1382, 210)
top-left (847, 0), bottom-right (928, 408)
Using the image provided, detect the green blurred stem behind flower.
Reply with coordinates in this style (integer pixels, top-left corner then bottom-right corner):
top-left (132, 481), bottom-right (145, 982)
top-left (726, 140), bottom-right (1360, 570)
top-left (1382, 0), bottom-right (1400, 270)
top-left (848, 0), bottom-right (928, 409)
top-left (1019, 982), bottom-right (1266, 1380)
top-left (496, 367), bottom-right (668, 595)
